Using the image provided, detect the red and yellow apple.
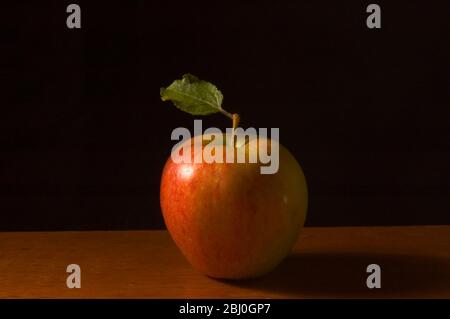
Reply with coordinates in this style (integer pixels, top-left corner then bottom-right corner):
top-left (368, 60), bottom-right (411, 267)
top-left (160, 134), bottom-right (308, 279)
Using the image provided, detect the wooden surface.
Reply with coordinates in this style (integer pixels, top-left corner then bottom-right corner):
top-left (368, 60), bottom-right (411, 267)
top-left (0, 226), bottom-right (449, 298)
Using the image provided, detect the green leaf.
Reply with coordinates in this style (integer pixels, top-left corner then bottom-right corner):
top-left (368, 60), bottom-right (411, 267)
top-left (160, 74), bottom-right (224, 115)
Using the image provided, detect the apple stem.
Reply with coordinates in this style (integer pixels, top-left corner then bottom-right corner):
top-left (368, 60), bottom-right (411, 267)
top-left (232, 113), bottom-right (240, 131)
top-left (219, 108), bottom-right (240, 144)
top-left (219, 108), bottom-right (233, 120)
top-left (219, 108), bottom-right (240, 129)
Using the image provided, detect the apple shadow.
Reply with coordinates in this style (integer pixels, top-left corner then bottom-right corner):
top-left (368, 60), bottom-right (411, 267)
top-left (219, 252), bottom-right (450, 297)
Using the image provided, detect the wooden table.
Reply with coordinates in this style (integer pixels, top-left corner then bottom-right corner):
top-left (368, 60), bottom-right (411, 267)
top-left (0, 226), bottom-right (449, 298)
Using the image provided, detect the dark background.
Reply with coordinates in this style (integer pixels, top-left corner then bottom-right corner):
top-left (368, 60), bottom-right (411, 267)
top-left (1, 1), bottom-right (449, 231)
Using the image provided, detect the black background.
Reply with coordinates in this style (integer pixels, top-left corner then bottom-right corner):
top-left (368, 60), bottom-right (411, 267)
top-left (1, 1), bottom-right (449, 231)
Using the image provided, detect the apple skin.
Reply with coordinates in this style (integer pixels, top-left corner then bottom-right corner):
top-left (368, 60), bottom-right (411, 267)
top-left (160, 135), bottom-right (308, 279)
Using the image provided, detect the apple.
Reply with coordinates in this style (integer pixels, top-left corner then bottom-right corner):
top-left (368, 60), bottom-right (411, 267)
top-left (160, 134), bottom-right (308, 279)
